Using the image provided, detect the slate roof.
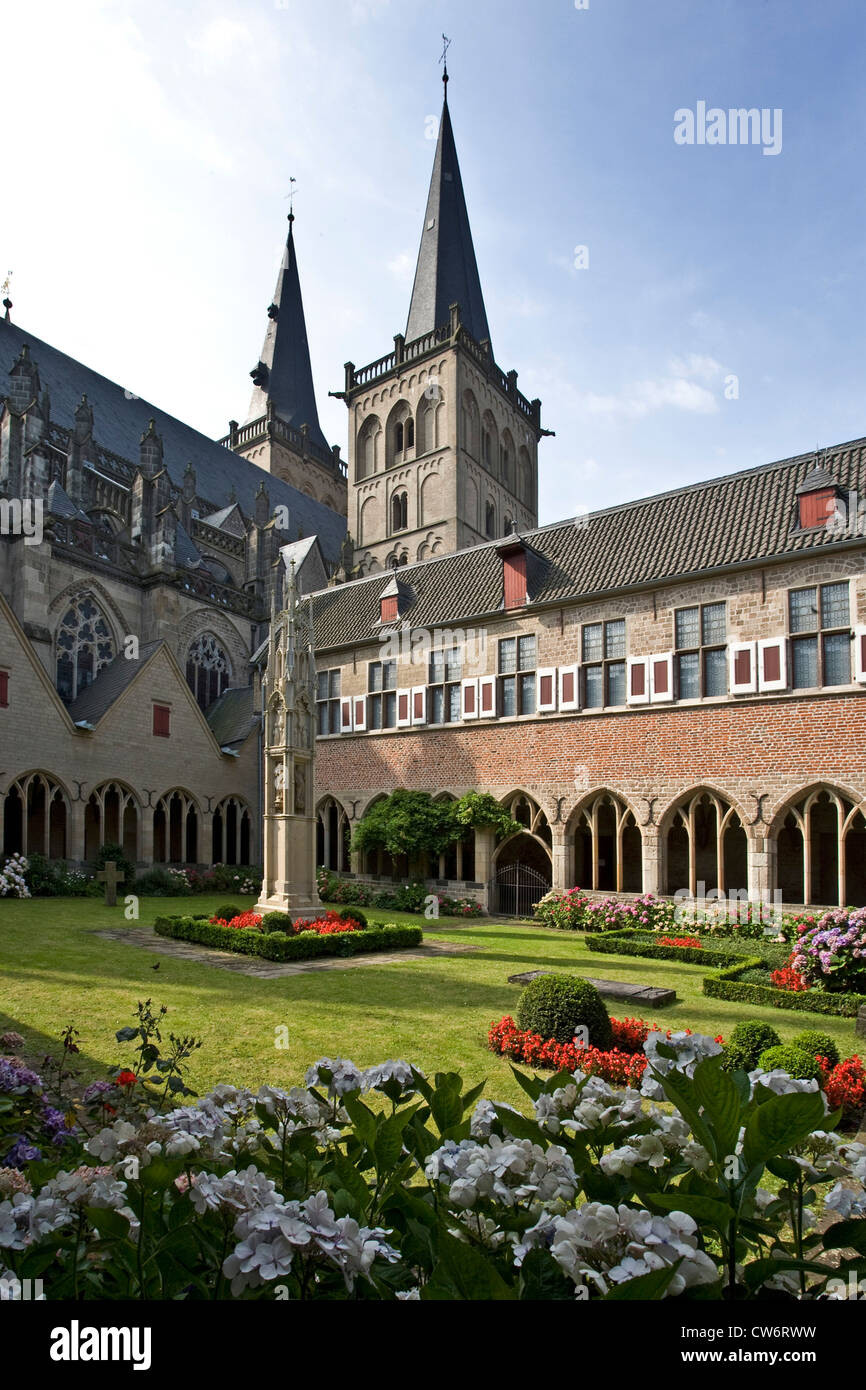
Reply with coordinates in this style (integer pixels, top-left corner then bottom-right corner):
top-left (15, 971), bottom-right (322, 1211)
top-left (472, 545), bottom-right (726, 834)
top-left (405, 95), bottom-right (491, 348)
top-left (245, 219), bottom-right (331, 452)
top-left (310, 437), bottom-right (866, 649)
top-left (0, 319), bottom-right (347, 567)
top-left (66, 642), bottom-right (162, 724)
top-left (205, 685), bottom-right (257, 748)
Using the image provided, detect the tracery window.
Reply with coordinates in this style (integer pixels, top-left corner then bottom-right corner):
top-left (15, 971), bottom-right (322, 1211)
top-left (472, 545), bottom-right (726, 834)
top-left (56, 594), bottom-right (115, 702)
top-left (185, 633), bottom-right (231, 711)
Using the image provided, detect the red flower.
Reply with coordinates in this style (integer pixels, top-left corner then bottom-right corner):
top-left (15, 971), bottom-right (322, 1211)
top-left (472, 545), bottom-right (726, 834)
top-left (770, 965), bottom-right (809, 992)
top-left (658, 935), bottom-right (703, 950)
top-left (116, 1070), bottom-right (137, 1087)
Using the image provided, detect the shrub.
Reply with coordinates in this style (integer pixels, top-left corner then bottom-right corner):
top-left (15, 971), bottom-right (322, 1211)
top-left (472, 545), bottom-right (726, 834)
top-left (758, 1044), bottom-right (824, 1081)
top-left (704, 957), bottom-right (866, 1018)
top-left (154, 915), bottom-right (422, 961)
top-left (516, 975), bottom-right (612, 1048)
top-left (94, 842), bottom-right (135, 893)
top-left (791, 908), bottom-right (866, 993)
top-left (736, 967), bottom-right (772, 985)
top-left (213, 903), bottom-right (245, 922)
top-left (338, 907), bottom-right (367, 927)
top-left (132, 868), bottom-right (192, 897)
top-left (722, 1021), bottom-right (781, 1072)
top-left (392, 881), bottom-right (430, 913)
top-left (261, 912), bottom-right (293, 933)
top-left (792, 1030), bottom-right (840, 1068)
top-left (533, 888), bottom-right (591, 931)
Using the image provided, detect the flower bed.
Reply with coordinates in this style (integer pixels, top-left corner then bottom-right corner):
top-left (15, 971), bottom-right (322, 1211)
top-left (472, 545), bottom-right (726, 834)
top-left (208, 910), bottom-right (365, 936)
top-left (3, 1000), bottom-right (866, 1302)
top-left (316, 869), bottom-right (484, 918)
top-left (704, 955), bottom-right (866, 1019)
top-left (584, 927), bottom-right (744, 969)
top-left (533, 890), bottom-right (678, 933)
top-left (154, 915), bottom-right (422, 962)
top-left (791, 907), bottom-right (866, 993)
top-left (488, 1014), bottom-right (651, 1086)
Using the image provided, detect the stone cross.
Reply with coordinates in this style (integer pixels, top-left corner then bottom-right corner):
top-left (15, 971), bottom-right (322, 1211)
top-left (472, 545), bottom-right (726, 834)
top-left (97, 861), bottom-right (125, 906)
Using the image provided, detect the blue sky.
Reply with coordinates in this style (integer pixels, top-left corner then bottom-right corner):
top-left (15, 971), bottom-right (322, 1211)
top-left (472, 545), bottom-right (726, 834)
top-left (4, 0), bottom-right (866, 523)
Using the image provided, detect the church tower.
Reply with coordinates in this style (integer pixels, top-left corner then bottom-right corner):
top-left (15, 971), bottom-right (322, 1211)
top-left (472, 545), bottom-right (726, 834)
top-left (225, 213), bottom-right (348, 517)
top-left (341, 70), bottom-right (546, 574)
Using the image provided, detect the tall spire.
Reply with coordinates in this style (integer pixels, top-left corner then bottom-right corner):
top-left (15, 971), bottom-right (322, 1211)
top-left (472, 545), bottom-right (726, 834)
top-left (405, 78), bottom-right (491, 349)
top-left (246, 212), bottom-right (329, 450)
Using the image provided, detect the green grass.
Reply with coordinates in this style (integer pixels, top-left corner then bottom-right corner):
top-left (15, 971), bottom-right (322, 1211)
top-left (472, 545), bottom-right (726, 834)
top-left (0, 897), bottom-right (861, 1111)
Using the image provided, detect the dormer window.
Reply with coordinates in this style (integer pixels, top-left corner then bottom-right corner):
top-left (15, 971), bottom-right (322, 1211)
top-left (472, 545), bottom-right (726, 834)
top-left (795, 464), bottom-right (843, 530)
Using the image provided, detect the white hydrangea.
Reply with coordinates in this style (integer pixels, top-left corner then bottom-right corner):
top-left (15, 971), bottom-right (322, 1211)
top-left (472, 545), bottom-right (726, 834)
top-left (425, 1135), bottom-right (577, 1210)
top-left (223, 1190), bottom-right (397, 1294)
top-left (469, 1099), bottom-right (521, 1139)
top-left (641, 1032), bottom-right (723, 1100)
top-left (515, 1201), bottom-right (718, 1297)
top-left (824, 1183), bottom-right (866, 1219)
top-left (534, 1075), bottom-right (643, 1137)
top-left (304, 1058), bottom-right (363, 1098)
top-left (0, 1190), bottom-right (73, 1250)
top-left (748, 1068), bottom-right (824, 1100)
top-left (189, 1166), bottom-right (281, 1218)
top-left (361, 1060), bottom-right (421, 1094)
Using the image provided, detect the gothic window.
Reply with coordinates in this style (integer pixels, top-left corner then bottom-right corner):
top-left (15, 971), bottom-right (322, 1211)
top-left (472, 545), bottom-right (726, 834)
top-left (185, 632), bottom-right (231, 712)
top-left (485, 501), bottom-right (496, 538)
top-left (391, 491), bottom-right (408, 533)
top-left (406, 418), bottom-right (415, 449)
top-left (395, 422), bottom-right (404, 454)
top-left (56, 593), bottom-right (115, 702)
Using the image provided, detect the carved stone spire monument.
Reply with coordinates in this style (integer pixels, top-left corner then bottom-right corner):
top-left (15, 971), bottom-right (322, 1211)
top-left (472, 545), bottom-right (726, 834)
top-left (254, 558), bottom-right (319, 918)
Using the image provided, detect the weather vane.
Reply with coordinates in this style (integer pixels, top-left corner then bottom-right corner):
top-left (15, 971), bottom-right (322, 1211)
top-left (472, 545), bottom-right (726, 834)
top-left (2, 270), bottom-right (12, 320)
top-left (440, 33), bottom-right (451, 90)
top-left (286, 177), bottom-right (298, 222)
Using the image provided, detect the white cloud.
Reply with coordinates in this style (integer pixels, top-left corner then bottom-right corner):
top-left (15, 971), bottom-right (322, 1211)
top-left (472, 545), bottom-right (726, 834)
top-left (387, 250), bottom-right (415, 284)
top-left (188, 18), bottom-right (254, 71)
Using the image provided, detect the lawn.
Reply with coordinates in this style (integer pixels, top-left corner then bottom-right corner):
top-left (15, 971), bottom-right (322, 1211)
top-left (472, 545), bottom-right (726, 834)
top-left (0, 895), bottom-right (861, 1112)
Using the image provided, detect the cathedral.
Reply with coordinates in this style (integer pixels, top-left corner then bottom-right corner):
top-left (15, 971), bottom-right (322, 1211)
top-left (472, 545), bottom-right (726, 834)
top-left (2, 75), bottom-right (866, 913)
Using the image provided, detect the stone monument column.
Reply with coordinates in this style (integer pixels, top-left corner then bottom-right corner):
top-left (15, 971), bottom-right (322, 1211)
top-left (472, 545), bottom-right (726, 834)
top-left (255, 561), bottom-right (319, 918)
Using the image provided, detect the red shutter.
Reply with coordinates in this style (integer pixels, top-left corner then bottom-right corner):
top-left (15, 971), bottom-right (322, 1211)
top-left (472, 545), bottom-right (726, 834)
top-left (540, 673), bottom-right (553, 706)
top-left (479, 677), bottom-right (495, 715)
top-left (734, 648), bottom-right (752, 686)
top-left (397, 691), bottom-right (410, 724)
top-left (763, 645), bottom-right (781, 683)
top-left (798, 488), bottom-right (835, 528)
top-left (380, 595), bottom-right (398, 623)
top-left (652, 659), bottom-right (669, 696)
top-left (503, 551), bottom-right (527, 609)
top-left (0, 672), bottom-right (7, 708)
top-left (631, 663), bottom-right (646, 698)
top-left (861, 632), bottom-right (866, 677)
top-left (561, 670), bottom-right (575, 705)
top-left (413, 689), bottom-right (424, 720)
top-left (153, 703), bottom-right (171, 737)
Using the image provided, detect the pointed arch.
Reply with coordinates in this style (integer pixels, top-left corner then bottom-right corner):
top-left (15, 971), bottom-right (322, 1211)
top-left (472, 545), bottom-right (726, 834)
top-left (84, 780), bottom-right (140, 863)
top-left (770, 783), bottom-right (866, 906)
top-left (54, 590), bottom-right (117, 702)
top-left (212, 795), bottom-right (253, 866)
top-left (153, 788), bottom-right (201, 865)
top-left (2, 771), bottom-right (70, 859)
top-left (659, 786), bottom-right (748, 898)
top-left (315, 796), bottom-right (351, 873)
top-left (566, 789), bottom-right (643, 893)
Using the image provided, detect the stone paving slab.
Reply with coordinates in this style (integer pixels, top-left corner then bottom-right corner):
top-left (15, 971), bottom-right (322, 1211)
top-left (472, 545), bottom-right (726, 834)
top-left (95, 927), bottom-right (478, 979)
top-left (507, 969), bottom-right (676, 1008)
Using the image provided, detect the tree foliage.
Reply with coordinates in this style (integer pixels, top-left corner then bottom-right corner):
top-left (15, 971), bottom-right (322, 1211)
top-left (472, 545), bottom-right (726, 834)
top-left (350, 790), bottom-right (523, 861)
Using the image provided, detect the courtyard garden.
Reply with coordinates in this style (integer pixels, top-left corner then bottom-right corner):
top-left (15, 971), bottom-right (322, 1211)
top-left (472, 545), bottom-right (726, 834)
top-left (2, 884), bottom-right (866, 1301)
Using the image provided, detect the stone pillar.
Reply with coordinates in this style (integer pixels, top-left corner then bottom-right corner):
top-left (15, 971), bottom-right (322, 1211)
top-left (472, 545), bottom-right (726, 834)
top-left (748, 832), bottom-right (772, 902)
top-left (68, 799), bottom-right (87, 865)
top-left (472, 828), bottom-right (495, 905)
top-left (551, 826), bottom-right (569, 892)
top-left (642, 825), bottom-right (662, 896)
top-left (140, 808), bottom-right (154, 867)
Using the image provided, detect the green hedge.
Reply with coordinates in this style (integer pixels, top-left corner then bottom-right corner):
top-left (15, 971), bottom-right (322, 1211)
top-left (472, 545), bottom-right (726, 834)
top-left (154, 916), bottom-right (423, 962)
top-left (703, 957), bottom-right (866, 1019)
top-left (584, 928), bottom-right (745, 969)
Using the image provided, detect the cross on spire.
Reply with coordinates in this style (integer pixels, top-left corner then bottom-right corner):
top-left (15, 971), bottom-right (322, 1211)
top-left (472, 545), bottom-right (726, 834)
top-left (440, 33), bottom-right (451, 98)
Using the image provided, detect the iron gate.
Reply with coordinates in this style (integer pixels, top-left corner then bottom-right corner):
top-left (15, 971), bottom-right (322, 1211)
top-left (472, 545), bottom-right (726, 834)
top-left (488, 863), bottom-right (551, 918)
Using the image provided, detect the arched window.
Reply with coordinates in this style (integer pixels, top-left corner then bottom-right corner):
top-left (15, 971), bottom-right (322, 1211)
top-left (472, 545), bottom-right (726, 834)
top-left (391, 491), bottom-right (408, 533)
top-left (3, 772), bottom-right (68, 859)
top-left (212, 796), bottom-right (252, 866)
top-left (56, 593), bottom-right (115, 702)
top-left (570, 792), bottom-right (642, 893)
top-left (356, 416), bottom-right (381, 480)
top-left (395, 421), bottom-right (404, 454)
top-left (406, 418), bottom-right (415, 449)
top-left (316, 797), bottom-right (351, 872)
top-left (185, 633), bottom-right (231, 712)
top-left (153, 789), bottom-right (199, 865)
top-left (663, 789), bottom-right (747, 898)
top-left (485, 501), bottom-right (496, 538)
top-left (500, 430), bottom-right (515, 491)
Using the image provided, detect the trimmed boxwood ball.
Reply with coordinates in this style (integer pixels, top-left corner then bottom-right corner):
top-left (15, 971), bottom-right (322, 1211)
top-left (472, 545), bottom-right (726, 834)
top-left (213, 903), bottom-right (245, 922)
top-left (758, 1044), bottom-right (824, 1081)
top-left (722, 1020), bottom-right (781, 1072)
top-left (516, 974), bottom-right (612, 1048)
top-left (792, 1030), bottom-right (839, 1068)
top-left (261, 912), bottom-right (293, 933)
top-left (338, 907), bottom-right (367, 927)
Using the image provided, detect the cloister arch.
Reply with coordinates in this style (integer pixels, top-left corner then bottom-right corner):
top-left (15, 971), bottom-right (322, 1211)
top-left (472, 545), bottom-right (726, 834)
top-left (2, 772), bottom-right (69, 859)
top-left (316, 796), bottom-right (351, 873)
top-left (153, 789), bottom-right (200, 865)
top-left (212, 796), bottom-right (252, 866)
top-left (661, 788), bottom-right (748, 897)
top-left (84, 781), bottom-right (139, 862)
top-left (771, 785), bottom-right (866, 907)
top-left (568, 791), bottom-right (643, 893)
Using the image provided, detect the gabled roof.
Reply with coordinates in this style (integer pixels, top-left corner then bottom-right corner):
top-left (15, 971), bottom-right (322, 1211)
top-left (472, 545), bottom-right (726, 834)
top-left (245, 218), bottom-right (330, 453)
top-left (205, 685), bottom-right (256, 748)
top-left (67, 642), bottom-right (163, 724)
top-left (0, 319), bottom-right (347, 567)
top-left (310, 437), bottom-right (866, 648)
top-left (405, 94), bottom-right (491, 348)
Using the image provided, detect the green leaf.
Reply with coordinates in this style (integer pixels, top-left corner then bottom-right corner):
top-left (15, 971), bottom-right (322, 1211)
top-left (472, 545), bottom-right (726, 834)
top-left (603, 1263), bottom-right (680, 1300)
top-left (115, 1026), bottom-right (138, 1042)
top-left (646, 1191), bottom-right (735, 1228)
top-left (341, 1092), bottom-right (377, 1149)
top-left (490, 1103), bottom-right (542, 1143)
top-left (741, 1090), bottom-right (827, 1172)
top-left (509, 1066), bottom-right (545, 1103)
top-left (518, 1247), bottom-right (574, 1301)
top-left (820, 1219), bottom-right (866, 1255)
top-left (84, 1205), bottom-right (132, 1240)
top-left (692, 1055), bottom-right (744, 1161)
top-left (423, 1231), bottom-right (516, 1301)
top-left (373, 1105), bottom-right (419, 1172)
